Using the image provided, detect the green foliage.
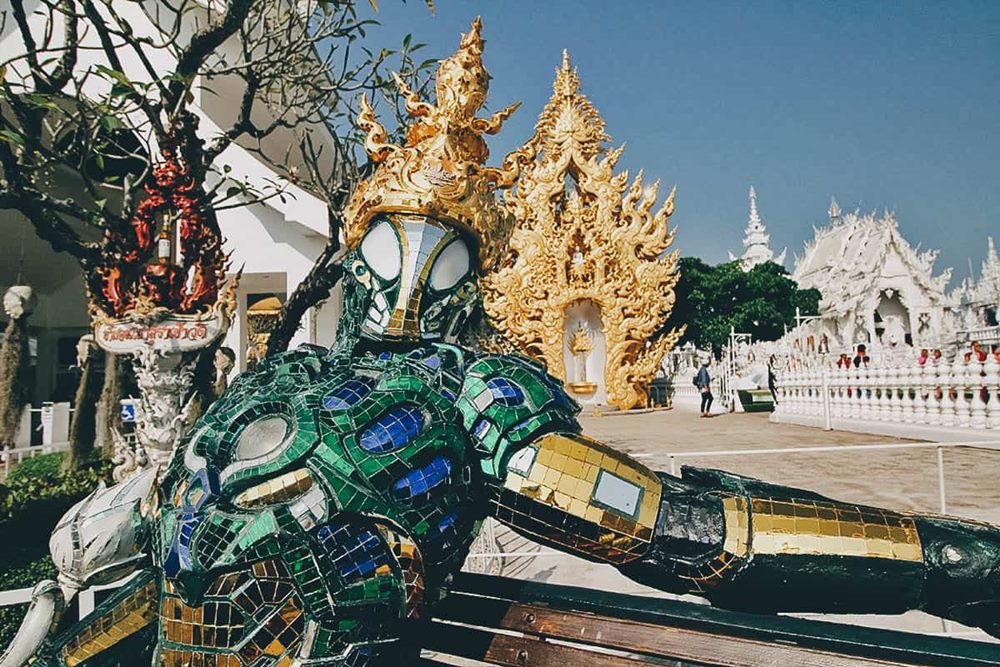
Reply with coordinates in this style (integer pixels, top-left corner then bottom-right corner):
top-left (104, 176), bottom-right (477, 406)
top-left (1, 454), bottom-right (111, 523)
top-left (5, 452), bottom-right (65, 483)
top-left (663, 258), bottom-right (821, 353)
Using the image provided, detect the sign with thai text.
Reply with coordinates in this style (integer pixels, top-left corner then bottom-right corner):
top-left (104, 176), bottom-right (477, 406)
top-left (95, 308), bottom-right (228, 355)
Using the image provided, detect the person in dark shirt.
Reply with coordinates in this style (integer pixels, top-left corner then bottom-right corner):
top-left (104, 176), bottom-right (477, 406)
top-left (853, 343), bottom-right (870, 368)
top-left (695, 360), bottom-right (713, 417)
top-left (768, 354), bottom-right (779, 405)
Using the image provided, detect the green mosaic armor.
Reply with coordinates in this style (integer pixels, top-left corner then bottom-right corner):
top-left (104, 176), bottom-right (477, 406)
top-left (151, 343), bottom-right (489, 664)
top-left (111, 334), bottom-right (581, 667)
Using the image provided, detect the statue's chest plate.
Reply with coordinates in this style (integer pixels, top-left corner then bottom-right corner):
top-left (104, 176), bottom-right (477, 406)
top-left (184, 346), bottom-right (478, 555)
top-left (308, 350), bottom-right (475, 526)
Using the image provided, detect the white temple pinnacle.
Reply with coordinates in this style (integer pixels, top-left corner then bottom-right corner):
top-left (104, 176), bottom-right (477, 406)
top-left (729, 185), bottom-right (786, 271)
top-left (828, 196), bottom-right (842, 223)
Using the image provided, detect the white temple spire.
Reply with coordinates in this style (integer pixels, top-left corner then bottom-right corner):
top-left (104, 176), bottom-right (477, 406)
top-left (828, 196), bottom-right (842, 224)
top-left (729, 185), bottom-right (786, 271)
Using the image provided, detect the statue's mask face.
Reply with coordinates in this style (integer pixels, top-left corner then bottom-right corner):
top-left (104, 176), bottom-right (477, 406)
top-left (343, 214), bottom-right (478, 343)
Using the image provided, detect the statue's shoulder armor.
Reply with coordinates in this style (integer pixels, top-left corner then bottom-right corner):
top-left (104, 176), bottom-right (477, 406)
top-left (457, 352), bottom-right (580, 480)
top-left (49, 468), bottom-right (158, 592)
top-left (226, 344), bottom-right (333, 392)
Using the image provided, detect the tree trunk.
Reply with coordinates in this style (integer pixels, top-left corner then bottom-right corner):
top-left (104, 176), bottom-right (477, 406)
top-left (96, 352), bottom-right (130, 456)
top-left (64, 349), bottom-right (103, 470)
top-left (0, 317), bottom-right (31, 450)
top-left (267, 207), bottom-right (345, 356)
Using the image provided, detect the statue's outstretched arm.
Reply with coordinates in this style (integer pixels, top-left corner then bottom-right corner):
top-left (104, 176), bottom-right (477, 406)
top-left (457, 354), bottom-right (1000, 637)
top-left (484, 429), bottom-right (1000, 637)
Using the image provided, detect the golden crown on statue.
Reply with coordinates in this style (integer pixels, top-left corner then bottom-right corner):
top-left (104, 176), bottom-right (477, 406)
top-left (343, 17), bottom-right (531, 270)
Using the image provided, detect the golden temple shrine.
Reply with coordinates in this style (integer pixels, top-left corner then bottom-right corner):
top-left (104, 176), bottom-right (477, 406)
top-left (482, 52), bottom-right (684, 410)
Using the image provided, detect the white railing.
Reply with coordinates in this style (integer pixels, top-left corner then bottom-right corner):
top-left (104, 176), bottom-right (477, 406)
top-left (961, 325), bottom-right (1000, 345)
top-left (774, 355), bottom-right (1000, 432)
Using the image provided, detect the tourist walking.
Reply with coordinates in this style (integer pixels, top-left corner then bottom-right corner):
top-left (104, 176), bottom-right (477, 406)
top-left (696, 360), bottom-right (713, 417)
top-left (768, 355), bottom-right (779, 405)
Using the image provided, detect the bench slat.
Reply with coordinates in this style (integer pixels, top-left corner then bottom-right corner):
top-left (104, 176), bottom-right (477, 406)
top-left (429, 574), bottom-right (1000, 667)
top-left (484, 633), bottom-right (655, 667)
top-left (498, 603), bottom-right (912, 667)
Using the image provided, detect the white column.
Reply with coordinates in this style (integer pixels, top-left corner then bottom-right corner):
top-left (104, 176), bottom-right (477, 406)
top-left (970, 357), bottom-right (987, 430)
top-left (940, 359), bottom-right (956, 427)
top-left (900, 363), bottom-right (915, 423)
top-left (888, 363), bottom-right (902, 423)
top-left (985, 355), bottom-right (1000, 430)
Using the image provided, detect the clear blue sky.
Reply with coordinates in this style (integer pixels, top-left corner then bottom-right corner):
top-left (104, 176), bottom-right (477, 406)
top-left (358, 1), bottom-right (999, 282)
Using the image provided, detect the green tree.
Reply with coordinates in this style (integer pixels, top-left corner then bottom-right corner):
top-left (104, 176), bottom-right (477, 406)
top-left (662, 258), bottom-right (820, 353)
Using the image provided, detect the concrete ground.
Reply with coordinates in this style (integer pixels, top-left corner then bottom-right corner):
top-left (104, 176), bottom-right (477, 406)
top-left (464, 409), bottom-right (1000, 641)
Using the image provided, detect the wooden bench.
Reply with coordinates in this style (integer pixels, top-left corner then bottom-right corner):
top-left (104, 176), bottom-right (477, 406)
top-left (415, 573), bottom-right (1000, 667)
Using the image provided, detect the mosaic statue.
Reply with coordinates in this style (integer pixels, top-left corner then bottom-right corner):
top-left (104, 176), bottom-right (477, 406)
top-left (6, 18), bottom-right (1000, 667)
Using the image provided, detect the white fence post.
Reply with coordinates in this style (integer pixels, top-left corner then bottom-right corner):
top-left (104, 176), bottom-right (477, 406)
top-left (821, 368), bottom-right (832, 431)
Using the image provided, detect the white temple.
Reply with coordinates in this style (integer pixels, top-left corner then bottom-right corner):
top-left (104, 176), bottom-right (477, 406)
top-left (791, 199), bottom-right (955, 350)
top-left (951, 237), bottom-right (1000, 333)
top-left (729, 186), bottom-right (786, 271)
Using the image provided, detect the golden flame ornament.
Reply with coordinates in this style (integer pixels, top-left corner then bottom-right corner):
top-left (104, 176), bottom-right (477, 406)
top-left (481, 52), bottom-right (685, 410)
top-left (344, 17), bottom-right (530, 270)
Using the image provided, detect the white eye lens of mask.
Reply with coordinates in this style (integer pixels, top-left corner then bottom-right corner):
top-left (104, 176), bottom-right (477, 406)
top-left (235, 416), bottom-right (291, 460)
top-left (429, 239), bottom-right (470, 291)
top-left (360, 219), bottom-right (401, 281)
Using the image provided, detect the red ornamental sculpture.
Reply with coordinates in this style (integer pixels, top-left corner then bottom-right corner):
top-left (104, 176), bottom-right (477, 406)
top-left (91, 150), bottom-right (228, 317)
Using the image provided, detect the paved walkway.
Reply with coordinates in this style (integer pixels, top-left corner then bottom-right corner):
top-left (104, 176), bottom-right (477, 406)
top-left (469, 409), bottom-right (1000, 640)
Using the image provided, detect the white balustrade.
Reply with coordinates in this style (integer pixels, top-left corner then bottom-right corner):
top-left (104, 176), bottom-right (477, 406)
top-left (939, 360), bottom-right (956, 427)
top-left (773, 353), bottom-right (1000, 432)
top-left (875, 364), bottom-right (889, 421)
top-left (913, 363), bottom-right (928, 424)
top-left (887, 364), bottom-right (902, 423)
top-left (860, 364), bottom-right (873, 420)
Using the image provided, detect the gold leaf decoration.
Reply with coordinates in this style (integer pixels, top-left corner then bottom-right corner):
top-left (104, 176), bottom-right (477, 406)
top-left (482, 51), bottom-right (684, 410)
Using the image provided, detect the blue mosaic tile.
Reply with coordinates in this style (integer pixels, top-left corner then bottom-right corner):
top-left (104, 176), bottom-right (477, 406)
top-left (323, 378), bottom-right (374, 410)
top-left (317, 524), bottom-right (391, 585)
top-left (473, 418), bottom-right (490, 439)
top-left (359, 405), bottom-right (425, 453)
top-left (166, 512), bottom-right (203, 577)
top-left (486, 377), bottom-right (525, 407)
top-left (392, 456), bottom-right (452, 500)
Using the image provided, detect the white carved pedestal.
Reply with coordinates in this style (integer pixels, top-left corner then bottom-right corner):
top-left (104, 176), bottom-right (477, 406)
top-left (93, 298), bottom-right (232, 480)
